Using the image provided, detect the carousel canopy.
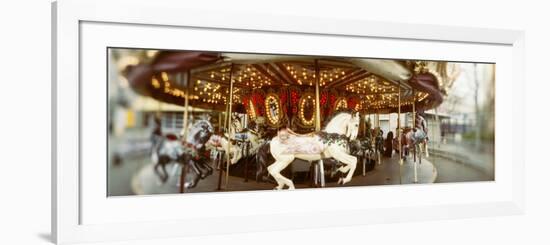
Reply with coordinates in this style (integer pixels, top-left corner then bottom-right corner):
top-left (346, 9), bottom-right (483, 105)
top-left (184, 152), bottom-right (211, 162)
top-left (124, 50), bottom-right (458, 117)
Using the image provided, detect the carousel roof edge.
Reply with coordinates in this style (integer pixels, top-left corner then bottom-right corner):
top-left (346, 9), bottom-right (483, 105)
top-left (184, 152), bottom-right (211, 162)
top-left (122, 50), bottom-right (454, 113)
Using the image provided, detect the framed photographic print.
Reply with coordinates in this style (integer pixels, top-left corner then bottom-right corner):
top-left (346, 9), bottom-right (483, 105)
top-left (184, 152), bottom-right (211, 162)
top-left (52, 0), bottom-right (525, 244)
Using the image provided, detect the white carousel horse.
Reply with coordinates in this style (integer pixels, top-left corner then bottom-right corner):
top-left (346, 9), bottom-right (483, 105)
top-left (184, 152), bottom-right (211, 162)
top-left (205, 115), bottom-right (264, 165)
top-left (229, 116), bottom-right (264, 163)
top-left (229, 114), bottom-right (262, 146)
top-left (267, 111), bottom-right (361, 190)
top-left (205, 134), bottom-right (240, 164)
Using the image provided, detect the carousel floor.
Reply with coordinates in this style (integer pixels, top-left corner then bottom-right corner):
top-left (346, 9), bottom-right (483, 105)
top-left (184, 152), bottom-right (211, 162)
top-left (131, 155), bottom-right (437, 195)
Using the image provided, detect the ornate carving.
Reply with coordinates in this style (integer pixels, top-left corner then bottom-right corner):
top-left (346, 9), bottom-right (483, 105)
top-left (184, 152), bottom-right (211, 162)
top-left (333, 97), bottom-right (348, 111)
top-left (298, 92), bottom-right (316, 127)
top-left (264, 92), bottom-right (285, 127)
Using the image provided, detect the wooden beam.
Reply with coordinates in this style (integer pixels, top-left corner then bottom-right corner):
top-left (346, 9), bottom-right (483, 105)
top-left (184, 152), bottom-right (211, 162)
top-left (267, 63), bottom-right (289, 83)
top-left (329, 70), bottom-right (369, 89)
top-left (267, 63), bottom-right (287, 82)
top-left (252, 64), bottom-right (281, 85)
top-left (274, 62), bottom-right (300, 85)
top-left (338, 72), bottom-right (371, 87)
top-left (326, 69), bottom-right (364, 88)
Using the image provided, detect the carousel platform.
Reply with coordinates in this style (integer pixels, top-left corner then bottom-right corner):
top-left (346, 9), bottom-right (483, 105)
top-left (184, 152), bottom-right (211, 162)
top-left (345, 155), bottom-right (437, 187)
top-left (131, 155), bottom-right (437, 195)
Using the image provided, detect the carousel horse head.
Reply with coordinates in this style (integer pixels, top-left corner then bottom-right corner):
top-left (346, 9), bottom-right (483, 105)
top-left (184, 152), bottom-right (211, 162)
top-left (205, 134), bottom-right (226, 151)
top-left (185, 116), bottom-right (214, 147)
top-left (230, 113), bottom-right (243, 132)
top-left (324, 110), bottom-right (360, 136)
top-left (345, 112), bottom-right (361, 140)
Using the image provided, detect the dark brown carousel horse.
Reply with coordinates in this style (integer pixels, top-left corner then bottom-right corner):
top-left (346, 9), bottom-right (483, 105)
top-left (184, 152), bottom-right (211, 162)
top-left (152, 118), bottom-right (214, 188)
top-left (152, 133), bottom-right (182, 183)
top-left (374, 129), bottom-right (384, 156)
top-left (383, 131), bottom-right (394, 157)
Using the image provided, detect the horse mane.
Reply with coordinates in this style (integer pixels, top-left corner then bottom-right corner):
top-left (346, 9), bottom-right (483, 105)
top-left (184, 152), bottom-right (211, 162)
top-left (322, 109), bottom-right (355, 127)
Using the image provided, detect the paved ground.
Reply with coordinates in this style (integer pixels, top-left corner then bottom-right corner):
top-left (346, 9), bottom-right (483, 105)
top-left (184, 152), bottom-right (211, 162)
top-left (429, 155), bottom-right (493, 183)
top-left (108, 154), bottom-right (150, 196)
top-left (127, 155), bottom-right (437, 195)
top-left (428, 141), bottom-right (494, 180)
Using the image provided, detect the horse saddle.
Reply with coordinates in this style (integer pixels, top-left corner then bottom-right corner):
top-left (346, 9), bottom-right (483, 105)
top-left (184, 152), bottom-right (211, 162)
top-left (278, 128), bottom-right (324, 154)
top-left (278, 128), bottom-right (316, 139)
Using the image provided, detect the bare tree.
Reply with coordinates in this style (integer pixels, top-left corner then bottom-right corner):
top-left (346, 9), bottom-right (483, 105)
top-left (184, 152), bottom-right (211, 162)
top-left (473, 64), bottom-right (481, 150)
top-left (443, 93), bottom-right (463, 115)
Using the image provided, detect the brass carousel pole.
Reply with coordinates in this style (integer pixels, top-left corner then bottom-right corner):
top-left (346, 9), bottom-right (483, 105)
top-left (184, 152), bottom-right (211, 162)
top-left (181, 71), bottom-right (191, 138)
top-left (412, 93), bottom-right (418, 183)
top-left (178, 72), bottom-right (190, 193)
top-left (388, 111), bottom-right (392, 157)
top-left (314, 59), bottom-right (325, 187)
top-left (314, 59), bottom-right (321, 131)
top-left (225, 63), bottom-right (235, 189)
top-left (376, 111), bottom-right (381, 165)
top-left (218, 113), bottom-right (223, 133)
top-left (368, 113), bottom-right (374, 172)
top-left (223, 101), bottom-right (229, 131)
top-left (216, 103), bottom-right (225, 191)
top-left (398, 82), bottom-right (403, 184)
top-left (362, 112), bottom-right (366, 176)
top-left (433, 107), bottom-right (440, 174)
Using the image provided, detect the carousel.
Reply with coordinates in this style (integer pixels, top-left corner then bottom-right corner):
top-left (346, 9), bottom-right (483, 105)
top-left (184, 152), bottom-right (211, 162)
top-left (123, 50), bottom-right (459, 193)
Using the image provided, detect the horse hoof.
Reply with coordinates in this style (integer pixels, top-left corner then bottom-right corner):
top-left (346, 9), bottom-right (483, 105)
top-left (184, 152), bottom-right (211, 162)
top-left (338, 178), bottom-right (344, 185)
